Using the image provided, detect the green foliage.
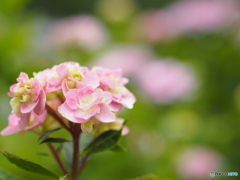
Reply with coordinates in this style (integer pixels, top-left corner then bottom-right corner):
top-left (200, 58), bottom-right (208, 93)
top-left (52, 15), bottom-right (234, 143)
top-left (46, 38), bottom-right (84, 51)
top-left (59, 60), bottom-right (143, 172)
top-left (62, 142), bottom-right (73, 168)
top-left (0, 151), bottom-right (58, 179)
top-left (39, 138), bottom-right (69, 144)
top-left (111, 144), bottom-right (126, 152)
top-left (82, 130), bottom-right (122, 155)
top-left (38, 128), bottom-right (68, 144)
top-left (0, 0), bottom-right (28, 16)
top-left (38, 128), bottom-right (62, 142)
top-left (36, 152), bottom-right (49, 157)
top-left (62, 133), bottom-right (92, 169)
top-left (126, 174), bottom-right (160, 180)
top-left (0, 168), bottom-right (23, 180)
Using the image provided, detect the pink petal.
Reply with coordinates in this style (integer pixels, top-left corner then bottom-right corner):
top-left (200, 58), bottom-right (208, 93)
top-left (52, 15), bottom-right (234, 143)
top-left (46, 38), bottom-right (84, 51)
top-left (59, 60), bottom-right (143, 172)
top-left (17, 72), bottom-right (29, 83)
top-left (25, 110), bottom-right (47, 131)
top-left (120, 90), bottom-right (136, 109)
top-left (56, 63), bottom-right (69, 80)
top-left (109, 102), bottom-right (122, 111)
top-left (20, 100), bottom-right (39, 113)
top-left (95, 103), bottom-right (116, 123)
top-left (26, 79), bottom-right (41, 95)
top-left (83, 71), bottom-right (99, 89)
top-left (8, 84), bottom-right (17, 97)
top-left (19, 113), bottom-right (30, 129)
top-left (62, 79), bottom-right (69, 96)
top-left (100, 76), bottom-right (115, 89)
top-left (58, 103), bottom-right (83, 123)
top-left (80, 86), bottom-right (95, 96)
top-left (65, 89), bottom-right (80, 109)
top-left (1, 114), bottom-right (21, 135)
top-left (101, 91), bottom-right (112, 104)
top-left (74, 105), bottom-right (100, 120)
top-left (34, 90), bottom-right (46, 115)
top-left (122, 126), bottom-right (130, 135)
top-left (81, 93), bottom-right (102, 111)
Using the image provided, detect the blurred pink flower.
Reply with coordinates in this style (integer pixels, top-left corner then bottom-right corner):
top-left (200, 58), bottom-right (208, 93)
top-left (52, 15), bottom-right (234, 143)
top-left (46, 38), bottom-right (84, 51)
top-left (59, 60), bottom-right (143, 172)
top-left (137, 10), bottom-right (176, 41)
top-left (177, 147), bottom-right (222, 180)
top-left (93, 46), bottom-right (154, 76)
top-left (138, 0), bottom-right (239, 41)
top-left (169, 0), bottom-right (239, 33)
top-left (46, 15), bottom-right (108, 49)
top-left (136, 60), bottom-right (196, 104)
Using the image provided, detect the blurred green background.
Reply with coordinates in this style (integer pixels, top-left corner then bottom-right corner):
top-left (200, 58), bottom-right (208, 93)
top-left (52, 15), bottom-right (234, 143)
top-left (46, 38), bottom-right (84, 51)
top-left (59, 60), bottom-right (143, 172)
top-left (0, 0), bottom-right (240, 179)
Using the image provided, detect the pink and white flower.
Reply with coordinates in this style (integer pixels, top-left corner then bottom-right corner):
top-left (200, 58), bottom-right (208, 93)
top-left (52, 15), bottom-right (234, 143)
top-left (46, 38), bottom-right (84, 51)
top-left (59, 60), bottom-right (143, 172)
top-left (92, 67), bottom-right (136, 110)
top-left (60, 62), bottom-right (99, 95)
top-left (34, 62), bottom-right (99, 94)
top-left (1, 110), bottom-right (47, 136)
top-left (8, 72), bottom-right (46, 115)
top-left (2, 61), bottom-right (135, 135)
top-left (58, 86), bottom-right (115, 124)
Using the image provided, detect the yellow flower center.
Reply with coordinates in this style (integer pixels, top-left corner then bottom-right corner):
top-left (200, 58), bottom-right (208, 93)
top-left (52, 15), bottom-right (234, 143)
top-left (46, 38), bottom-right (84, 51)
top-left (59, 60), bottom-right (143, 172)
top-left (24, 83), bottom-right (32, 91)
top-left (67, 80), bottom-right (76, 89)
top-left (19, 94), bottom-right (31, 102)
top-left (71, 71), bottom-right (84, 81)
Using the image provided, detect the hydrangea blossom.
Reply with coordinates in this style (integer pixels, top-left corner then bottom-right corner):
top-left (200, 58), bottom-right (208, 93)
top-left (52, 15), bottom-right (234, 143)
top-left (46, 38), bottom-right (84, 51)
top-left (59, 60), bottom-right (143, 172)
top-left (92, 67), bottom-right (136, 111)
top-left (93, 46), bottom-right (154, 76)
top-left (1, 62), bottom-right (135, 135)
top-left (44, 16), bottom-right (108, 50)
top-left (176, 147), bottom-right (222, 179)
top-left (8, 72), bottom-right (46, 115)
top-left (136, 0), bottom-right (239, 41)
top-left (136, 60), bottom-right (196, 104)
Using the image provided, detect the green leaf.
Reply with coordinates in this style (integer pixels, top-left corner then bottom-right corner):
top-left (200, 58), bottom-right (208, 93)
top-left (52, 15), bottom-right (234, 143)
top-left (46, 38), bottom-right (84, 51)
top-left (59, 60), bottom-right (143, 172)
top-left (79, 133), bottom-right (92, 152)
top-left (82, 130), bottom-right (122, 155)
top-left (38, 128), bottom-right (62, 142)
top-left (63, 134), bottom-right (92, 169)
top-left (56, 143), bottom-right (64, 153)
top-left (0, 151), bottom-right (58, 179)
top-left (111, 144), bottom-right (126, 152)
top-left (40, 138), bottom-right (69, 144)
top-left (36, 152), bottom-right (49, 156)
top-left (63, 142), bottom-right (73, 168)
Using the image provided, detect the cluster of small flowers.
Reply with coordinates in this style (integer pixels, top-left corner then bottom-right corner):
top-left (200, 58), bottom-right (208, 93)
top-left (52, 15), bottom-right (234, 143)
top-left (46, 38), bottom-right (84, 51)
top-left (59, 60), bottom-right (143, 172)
top-left (1, 62), bottom-right (135, 135)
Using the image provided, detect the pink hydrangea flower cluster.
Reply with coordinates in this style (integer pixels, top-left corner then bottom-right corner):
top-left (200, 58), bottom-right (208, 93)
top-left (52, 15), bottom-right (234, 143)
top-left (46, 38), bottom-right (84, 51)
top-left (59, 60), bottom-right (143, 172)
top-left (176, 147), bottom-right (222, 179)
top-left (136, 0), bottom-right (239, 41)
top-left (1, 62), bottom-right (135, 135)
top-left (45, 16), bottom-right (108, 50)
